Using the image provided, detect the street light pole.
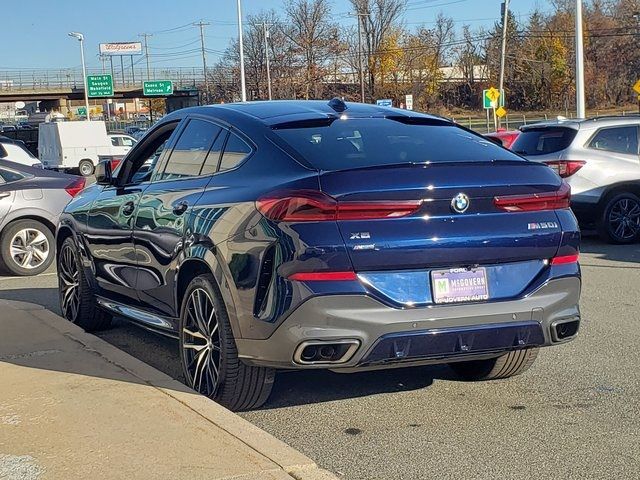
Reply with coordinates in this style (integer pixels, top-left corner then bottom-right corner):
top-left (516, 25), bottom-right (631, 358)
top-left (575, 0), bottom-right (586, 118)
top-left (237, 0), bottom-right (247, 102)
top-left (68, 32), bottom-right (91, 121)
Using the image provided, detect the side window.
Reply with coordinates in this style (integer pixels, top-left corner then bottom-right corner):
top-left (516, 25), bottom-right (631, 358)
top-left (124, 123), bottom-right (180, 185)
top-left (111, 137), bottom-right (119, 147)
top-left (219, 133), bottom-right (252, 172)
top-left (200, 130), bottom-right (227, 176)
top-left (160, 119), bottom-right (222, 180)
top-left (122, 137), bottom-right (135, 147)
top-left (589, 126), bottom-right (639, 155)
top-left (0, 168), bottom-right (26, 183)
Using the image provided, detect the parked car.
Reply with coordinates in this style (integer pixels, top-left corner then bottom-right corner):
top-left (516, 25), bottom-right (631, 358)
top-left (512, 116), bottom-right (640, 243)
top-left (56, 100), bottom-right (581, 410)
top-left (0, 136), bottom-right (42, 168)
top-left (485, 129), bottom-right (520, 149)
top-left (0, 125), bottom-right (17, 133)
top-left (0, 160), bottom-right (85, 276)
top-left (108, 134), bottom-right (137, 155)
top-left (17, 122), bottom-right (33, 130)
top-left (39, 121), bottom-right (127, 176)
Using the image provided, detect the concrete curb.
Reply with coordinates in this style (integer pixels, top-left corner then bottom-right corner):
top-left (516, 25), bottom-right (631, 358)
top-left (1, 299), bottom-right (338, 480)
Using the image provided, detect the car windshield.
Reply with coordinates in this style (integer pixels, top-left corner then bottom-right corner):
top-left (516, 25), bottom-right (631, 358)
top-left (273, 117), bottom-right (522, 171)
top-left (511, 127), bottom-right (578, 156)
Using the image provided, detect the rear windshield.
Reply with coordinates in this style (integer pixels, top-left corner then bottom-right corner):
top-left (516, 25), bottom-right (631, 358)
top-left (511, 127), bottom-right (577, 156)
top-left (273, 118), bottom-right (522, 171)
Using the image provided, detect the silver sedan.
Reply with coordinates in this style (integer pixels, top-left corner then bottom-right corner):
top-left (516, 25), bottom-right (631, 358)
top-left (0, 160), bottom-right (85, 275)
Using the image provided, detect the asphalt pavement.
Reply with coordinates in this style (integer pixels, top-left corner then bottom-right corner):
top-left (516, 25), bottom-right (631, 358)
top-left (1, 236), bottom-right (638, 479)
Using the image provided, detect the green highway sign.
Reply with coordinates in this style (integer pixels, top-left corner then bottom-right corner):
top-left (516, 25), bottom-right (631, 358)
top-left (483, 88), bottom-right (505, 109)
top-left (77, 107), bottom-right (87, 116)
top-left (143, 80), bottom-right (174, 96)
top-left (87, 74), bottom-right (113, 98)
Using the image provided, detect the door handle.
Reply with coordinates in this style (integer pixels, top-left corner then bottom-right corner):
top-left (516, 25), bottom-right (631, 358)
top-left (173, 201), bottom-right (189, 216)
top-left (122, 201), bottom-right (135, 216)
top-left (0, 192), bottom-right (10, 199)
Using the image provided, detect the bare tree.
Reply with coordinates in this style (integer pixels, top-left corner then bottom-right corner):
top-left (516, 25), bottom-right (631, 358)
top-left (349, 0), bottom-right (406, 99)
top-left (283, 0), bottom-right (342, 99)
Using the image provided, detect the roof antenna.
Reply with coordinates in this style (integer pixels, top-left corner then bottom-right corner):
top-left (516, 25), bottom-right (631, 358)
top-left (328, 97), bottom-right (347, 113)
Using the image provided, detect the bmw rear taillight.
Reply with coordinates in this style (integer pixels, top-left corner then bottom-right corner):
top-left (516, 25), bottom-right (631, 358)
top-left (544, 160), bottom-right (585, 178)
top-left (494, 182), bottom-right (570, 212)
top-left (256, 190), bottom-right (422, 222)
top-left (288, 271), bottom-right (358, 281)
top-left (65, 177), bottom-right (86, 198)
top-left (551, 254), bottom-right (579, 265)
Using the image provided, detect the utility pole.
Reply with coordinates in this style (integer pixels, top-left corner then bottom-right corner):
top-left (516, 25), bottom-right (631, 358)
top-left (194, 21), bottom-right (210, 104)
top-left (237, 0), bottom-right (247, 101)
top-left (349, 11), bottom-right (368, 103)
top-left (575, 0), bottom-right (586, 118)
top-left (498, 0), bottom-right (510, 128)
top-left (257, 22), bottom-right (272, 100)
top-left (140, 33), bottom-right (153, 122)
top-left (139, 33), bottom-right (153, 80)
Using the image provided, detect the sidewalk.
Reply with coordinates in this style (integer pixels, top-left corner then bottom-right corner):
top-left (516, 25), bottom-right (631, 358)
top-left (0, 299), bottom-right (336, 480)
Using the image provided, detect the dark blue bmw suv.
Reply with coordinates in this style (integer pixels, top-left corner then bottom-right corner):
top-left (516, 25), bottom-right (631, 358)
top-left (56, 100), bottom-right (581, 410)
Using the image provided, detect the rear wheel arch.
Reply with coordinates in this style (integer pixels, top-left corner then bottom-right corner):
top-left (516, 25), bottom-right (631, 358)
top-left (598, 182), bottom-right (640, 207)
top-left (176, 257), bottom-right (241, 338)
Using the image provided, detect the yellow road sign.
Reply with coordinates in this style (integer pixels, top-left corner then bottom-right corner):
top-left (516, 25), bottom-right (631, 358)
top-left (496, 106), bottom-right (507, 118)
top-left (633, 80), bottom-right (640, 95)
top-left (486, 87), bottom-right (501, 104)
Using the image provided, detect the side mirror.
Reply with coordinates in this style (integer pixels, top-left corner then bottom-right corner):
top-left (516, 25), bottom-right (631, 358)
top-left (95, 160), bottom-right (113, 185)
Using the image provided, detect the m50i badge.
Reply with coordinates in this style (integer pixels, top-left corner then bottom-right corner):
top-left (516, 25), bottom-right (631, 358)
top-left (528, 222), bottom-right (559, 230)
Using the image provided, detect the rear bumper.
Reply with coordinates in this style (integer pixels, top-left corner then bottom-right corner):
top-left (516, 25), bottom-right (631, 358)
top-left (236, 275), bottom-right (581, 370)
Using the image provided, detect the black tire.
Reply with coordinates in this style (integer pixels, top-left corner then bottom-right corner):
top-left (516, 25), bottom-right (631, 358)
top-left (57, 236), bottom-right (112, 331)
top-left (78, 159), bottom-right (95, 177)
top-left (0, 219), bottom-right (55, 276)
top-left (597, 192), bottom-right (640, 244)
top-left (450, 348), bottom-right (539, 381)
top-left (179, 274), bottom-right (275, 411)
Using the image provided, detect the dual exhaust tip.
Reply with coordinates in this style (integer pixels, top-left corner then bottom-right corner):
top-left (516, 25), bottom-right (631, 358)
top-left (293, 340), bottom-right (360, 365)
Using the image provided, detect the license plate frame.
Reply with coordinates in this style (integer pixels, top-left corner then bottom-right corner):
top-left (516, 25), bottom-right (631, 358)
top-left (431, 267), bottom-right (489, 304)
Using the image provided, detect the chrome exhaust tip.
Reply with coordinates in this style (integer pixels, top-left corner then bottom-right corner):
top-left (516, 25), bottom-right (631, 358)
top-left (293, 340), bottom-right (360, 365)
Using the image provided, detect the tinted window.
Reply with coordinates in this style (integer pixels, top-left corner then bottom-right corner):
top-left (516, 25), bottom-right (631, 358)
top-left (161, 119), bottom-right (221, 180)
top-left (273, 118), bottom-right (519, 171)
top-left (511, 127), bottom-right (578, 156)
top-left (589, 126), bottom-right (638, 155)
top-left (200, 130), bottom-right (227, 176)
top-left (111, 137), bottom-right (119, 147)
top-left (219, 133), bottom-right (251, 172)
top-left (0, 168), bottom-right (26, 183)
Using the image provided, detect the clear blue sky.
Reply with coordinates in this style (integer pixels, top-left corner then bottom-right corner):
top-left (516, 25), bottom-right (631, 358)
top-left (1, 0), bottom-right (553, 70)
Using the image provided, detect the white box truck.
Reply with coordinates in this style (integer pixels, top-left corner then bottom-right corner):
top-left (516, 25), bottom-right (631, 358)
top-left (39, 121), bottom-right (133, 176)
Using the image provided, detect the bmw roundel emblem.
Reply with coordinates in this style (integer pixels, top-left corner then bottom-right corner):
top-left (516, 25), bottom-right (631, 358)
top-left (451, 193), bottom-right (470, 213)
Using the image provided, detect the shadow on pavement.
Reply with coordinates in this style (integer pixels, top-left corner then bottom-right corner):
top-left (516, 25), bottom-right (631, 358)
top-left (262, 364), bottom-right (454, 410)
top-left (580, 236), bottom-right (640, 265)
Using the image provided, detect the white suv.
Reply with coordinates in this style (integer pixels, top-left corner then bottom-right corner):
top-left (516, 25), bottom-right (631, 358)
top-left (512, 117), bottom-right (640, 244)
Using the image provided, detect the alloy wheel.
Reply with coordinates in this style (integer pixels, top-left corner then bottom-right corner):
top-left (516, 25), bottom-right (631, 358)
top-left (59, 243), bottom-right (80, 322)
top-left (10, 228), bottom-right (49, 270)
top-left (182, 287), bottom-right (221, 397)
top-left (608, 198), bottom-right (640, 241)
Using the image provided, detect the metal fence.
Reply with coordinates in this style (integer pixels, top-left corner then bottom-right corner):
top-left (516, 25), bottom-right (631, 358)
top-left (452, 110), bottom-right (640, 133)
top-left (0, 67), bottom-right (206, 91)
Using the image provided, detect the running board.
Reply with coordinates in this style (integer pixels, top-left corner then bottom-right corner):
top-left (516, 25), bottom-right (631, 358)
top-left (96, 297), bottom-right (178, 339)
